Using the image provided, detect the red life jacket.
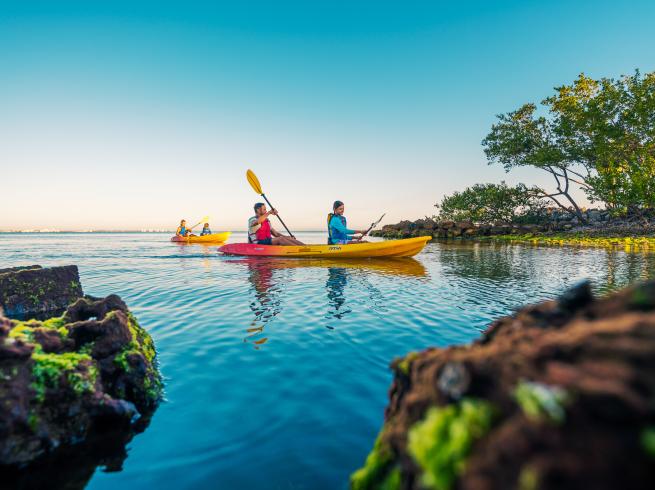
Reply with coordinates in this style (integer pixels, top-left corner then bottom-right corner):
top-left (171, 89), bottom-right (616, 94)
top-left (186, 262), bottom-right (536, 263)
top-left (256, 218), bottom-right (272, 241)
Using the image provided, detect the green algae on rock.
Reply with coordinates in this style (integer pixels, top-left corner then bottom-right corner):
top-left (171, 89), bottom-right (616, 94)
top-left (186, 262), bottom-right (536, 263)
top-left (486, 234), bottom-right (655, 250)
top-left (408, 399), bottom-right (494, 490)
top-left (351, 281), bottom-right (655, 489)
top-left (0, 294), bottom-right (163, 468)
top-left (350, 430), bottom-right (398, 490)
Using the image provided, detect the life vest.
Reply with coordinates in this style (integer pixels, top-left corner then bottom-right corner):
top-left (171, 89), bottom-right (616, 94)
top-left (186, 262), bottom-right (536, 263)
top-left (200, 228), bottom-right (211, 236)
top-left (248, 216), bottom-right (271, 243)
top-left (327, 213), bottom-right (347, 244)
top-left (179, 226), bottom-right (187, 236)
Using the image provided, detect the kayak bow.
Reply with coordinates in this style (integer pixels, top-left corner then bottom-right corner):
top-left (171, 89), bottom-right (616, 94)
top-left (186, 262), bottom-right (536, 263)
top-left (218, 236), bottom-right (431, 258)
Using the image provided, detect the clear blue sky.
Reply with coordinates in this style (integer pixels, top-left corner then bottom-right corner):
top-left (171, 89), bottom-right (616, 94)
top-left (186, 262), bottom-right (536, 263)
top-left (1, 1), bottom-right (654, 230)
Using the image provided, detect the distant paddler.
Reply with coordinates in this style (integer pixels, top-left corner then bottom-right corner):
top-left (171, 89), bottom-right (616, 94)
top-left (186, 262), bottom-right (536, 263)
top-left (200, 223), bottom-right (212, 236)
top-left (175, 216), bottom-right (209, 238)
top-left (176, 219), bottom-right (196, 238)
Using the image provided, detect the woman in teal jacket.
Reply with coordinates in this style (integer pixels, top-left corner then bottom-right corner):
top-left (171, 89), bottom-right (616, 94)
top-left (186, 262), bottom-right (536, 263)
top-left (327, 201), bottom-right (367, 244)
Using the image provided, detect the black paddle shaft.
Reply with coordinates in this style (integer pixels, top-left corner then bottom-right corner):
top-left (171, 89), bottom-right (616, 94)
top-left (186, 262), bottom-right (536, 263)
top-left (261, 194), bottom-right (295, 238)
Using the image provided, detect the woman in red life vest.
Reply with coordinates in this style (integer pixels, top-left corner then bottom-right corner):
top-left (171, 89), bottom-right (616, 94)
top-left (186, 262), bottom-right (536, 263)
top-left (248, 203), bottom-right (304, 246)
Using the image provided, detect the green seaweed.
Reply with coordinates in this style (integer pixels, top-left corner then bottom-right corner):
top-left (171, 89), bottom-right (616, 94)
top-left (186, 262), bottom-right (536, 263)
top-left (27, 412), bottom-right (39, 432)
top-left (396, 351), bottom-right (419, 375)
top-left (487, 234), bottom-right (655, 251)
top-left (41, 316), bottom-right (66, 330)
top-left (514, 381), bottom-right (569, 425)
top-left (9, 316), bottom-right (68, 344)
top-left (31, 348), bottom-right (95, 402)
top-left (517, 465), bottom-right (540, 490)
top-left (8, 321), bottom-right (37, 342)
top-left (112, 312), bottom-right (162, 402)
top-left (350, 430), bottom-right (398, 490)
top-left (642, 427), bottom-right (655, 458)
top-left (407, 398), bottom-right (495, 490)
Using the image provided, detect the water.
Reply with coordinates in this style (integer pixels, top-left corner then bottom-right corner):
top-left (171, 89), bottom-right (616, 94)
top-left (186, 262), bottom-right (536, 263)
top-left (1, 232), bottom-right (655, 489)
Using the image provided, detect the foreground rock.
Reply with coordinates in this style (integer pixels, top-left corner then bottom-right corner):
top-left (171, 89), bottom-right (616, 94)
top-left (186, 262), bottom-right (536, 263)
top-left (351, 281), bottom-right (655, 489)
top-left (0, 265), bottom-right (83, 318)
top-left (0, 291), bottom-right (163, 485)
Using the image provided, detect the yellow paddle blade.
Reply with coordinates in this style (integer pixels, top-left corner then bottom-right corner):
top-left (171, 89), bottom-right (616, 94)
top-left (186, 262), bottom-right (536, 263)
top-left (246, 169), bottom-right (263, 195)
top-left (190, 216), bottom-right (210, 229)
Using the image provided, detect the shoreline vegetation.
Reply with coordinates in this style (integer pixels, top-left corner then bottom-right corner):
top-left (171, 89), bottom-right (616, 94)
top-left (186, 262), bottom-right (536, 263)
top-left (372, 69), bottom-right (655, 251)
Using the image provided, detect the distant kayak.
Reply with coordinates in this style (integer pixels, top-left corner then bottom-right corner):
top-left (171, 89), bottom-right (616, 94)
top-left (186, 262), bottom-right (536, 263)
top-left (218, 236), bottom-right (431, 258)
top-left (171, 232), bottom-right (232, 244)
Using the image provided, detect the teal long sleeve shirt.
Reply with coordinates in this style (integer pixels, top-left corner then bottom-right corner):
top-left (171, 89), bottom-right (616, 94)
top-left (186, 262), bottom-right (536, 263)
top-left (329, 215), bottom-right (356, 243)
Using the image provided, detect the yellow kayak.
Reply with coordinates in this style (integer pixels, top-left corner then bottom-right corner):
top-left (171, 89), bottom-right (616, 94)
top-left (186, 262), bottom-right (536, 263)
top-left (219, 236), bottom-right (431, 258)
top-left (171, 232), bottom-right (232, 244)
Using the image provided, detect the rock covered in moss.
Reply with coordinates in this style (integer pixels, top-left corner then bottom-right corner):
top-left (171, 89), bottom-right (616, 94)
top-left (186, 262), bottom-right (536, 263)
top-left (0, 294), bottom-right (162, 467)
top-left (0, 265), bottom-right (83, 318)
top-left (351, 281), bottom-right (655, 490)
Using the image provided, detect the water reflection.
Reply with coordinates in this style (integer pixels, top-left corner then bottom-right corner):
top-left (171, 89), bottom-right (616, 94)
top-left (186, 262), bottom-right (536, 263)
top-left (232, 257), bottom-right (428, 342)
top-left (430, 239), bottom-right (655, 293)
top-left (326, 267), bottom-right (350, 321)
top-left (243, 259), bottom-right (286, 349)
top-left (437, 242), bottom-right (529, 281)
top-left (1, 418), bottom-right (152, 490)
top-left (596, 249), bottom-right (655, 294)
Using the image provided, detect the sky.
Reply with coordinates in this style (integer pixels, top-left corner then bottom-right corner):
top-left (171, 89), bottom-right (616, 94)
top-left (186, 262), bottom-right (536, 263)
top-left (1, 0), bottom-right (654, 231)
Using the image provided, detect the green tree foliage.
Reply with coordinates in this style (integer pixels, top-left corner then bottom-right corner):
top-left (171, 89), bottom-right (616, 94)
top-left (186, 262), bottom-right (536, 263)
top-left (482, 70), bottom-right (655, 218)
top-left (435, 182), bottom-right (546, 224)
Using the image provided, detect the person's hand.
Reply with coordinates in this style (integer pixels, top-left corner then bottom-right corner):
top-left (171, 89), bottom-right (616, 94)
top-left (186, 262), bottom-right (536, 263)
top-left (269, 208), bottom-right (278, 216)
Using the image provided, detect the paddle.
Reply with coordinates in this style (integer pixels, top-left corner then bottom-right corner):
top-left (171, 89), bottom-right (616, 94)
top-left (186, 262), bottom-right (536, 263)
top-left (189, 216), bottom-right (210, 231)
top-left (361, 213), bottom-right (386, 238)
top-left (246, 169), bottom-right (295, 238)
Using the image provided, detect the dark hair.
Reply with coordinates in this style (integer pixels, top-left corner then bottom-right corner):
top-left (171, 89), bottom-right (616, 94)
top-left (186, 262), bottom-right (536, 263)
top-left (254, 202), bottom-right (265, 212)
top-left (333, 200), bottom-right (344, 211)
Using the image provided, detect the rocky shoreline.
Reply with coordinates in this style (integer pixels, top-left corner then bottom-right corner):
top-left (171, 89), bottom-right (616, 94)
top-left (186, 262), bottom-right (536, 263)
top-left (351, 281), bottom-right (655, 489)
top-left (0, 265), bottom-right (162, 488)
top-left (372, 209), bottom-right (655, 241)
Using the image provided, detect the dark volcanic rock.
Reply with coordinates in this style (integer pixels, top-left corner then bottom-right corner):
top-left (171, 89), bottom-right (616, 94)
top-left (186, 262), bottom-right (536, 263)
top-left (351, 281), bottom-right (655, 490)
top-left (0, 265), bottom-right (83, 318)
top-left (0, 295), bottom-right (162, 475)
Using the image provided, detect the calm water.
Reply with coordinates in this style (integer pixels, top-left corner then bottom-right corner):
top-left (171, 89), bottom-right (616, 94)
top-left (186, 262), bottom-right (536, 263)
top-left (2, 232), bottom-right (655, 489)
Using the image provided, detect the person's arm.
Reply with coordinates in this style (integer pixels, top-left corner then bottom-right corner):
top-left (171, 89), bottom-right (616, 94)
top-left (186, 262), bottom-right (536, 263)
top-left (271, 227), bottom-right (282, 238)
top-left (176, 226), bottom-right (182, 236)
top-left (249, 219), bottom-right (261, 234)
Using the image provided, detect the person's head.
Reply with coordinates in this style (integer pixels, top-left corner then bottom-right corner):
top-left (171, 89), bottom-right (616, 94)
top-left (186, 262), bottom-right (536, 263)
top-left (333, 200), bottom-right (345, 216)
top-left (180, 219), bottom-right (186, 226)
top-left (254, 202), bottom-right (267, 216)
top-left (203, 223), bottom-right (209, 228)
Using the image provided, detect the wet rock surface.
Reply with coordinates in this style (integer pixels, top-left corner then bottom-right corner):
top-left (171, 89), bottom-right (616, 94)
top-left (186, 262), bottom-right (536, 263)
top-left (0, 265), bottom-right (83, 318)
top-left (351, 281), bottom-right (655, 490)
top-left (0, 267), bottom-right (162, 488)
